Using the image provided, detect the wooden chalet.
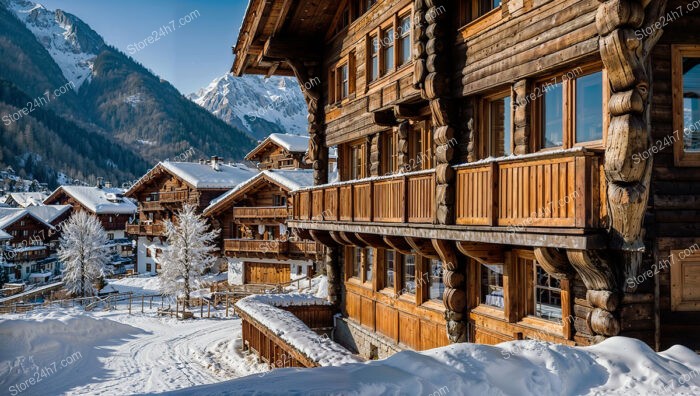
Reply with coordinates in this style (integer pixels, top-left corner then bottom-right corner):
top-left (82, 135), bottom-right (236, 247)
top-left (124, 157), bottom-right (258, 275)
top-left (204, 142), bottom-right (321, 285)
top-left (44, 183), bottom-right (138, 273)
top-left (233, 0), bottom-right (700, 357)
top-left (0, 205), bottom-right (69, 283)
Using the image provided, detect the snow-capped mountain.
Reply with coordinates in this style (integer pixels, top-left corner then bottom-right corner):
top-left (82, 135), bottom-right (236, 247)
top-left (189, 74), bottom-right (308, 140)
top-left (6, 0), bottom-right (103, 89)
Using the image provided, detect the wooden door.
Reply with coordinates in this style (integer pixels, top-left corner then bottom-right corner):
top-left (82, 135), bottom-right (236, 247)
top-left (244, 262), bottom-right (291, 284)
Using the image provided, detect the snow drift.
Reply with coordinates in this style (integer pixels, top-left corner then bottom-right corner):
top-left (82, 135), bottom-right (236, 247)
top-left (170, 337), bottom-right (700, 396)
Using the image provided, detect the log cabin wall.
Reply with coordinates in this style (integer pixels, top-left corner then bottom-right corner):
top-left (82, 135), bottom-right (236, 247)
top-left (646, 0), bottom-right (700, 351)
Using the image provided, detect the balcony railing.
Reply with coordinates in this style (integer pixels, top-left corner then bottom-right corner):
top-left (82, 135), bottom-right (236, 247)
top-left (140, 201), bottom-right (163, 211)
top-left (291, 148), bottom-right (604, 229)
top-left (455, 148), bottom-right (603, 228)
top-left (224, 239), bottom-right (321, 256)
top-left (233, 207), bottom-right (289, 219)
top-left (159, 190), bottom-right (190, 203)
top-left (294, 170), bottom-right (436, 224)
top-left (125, 222), bottom-right (166, 236)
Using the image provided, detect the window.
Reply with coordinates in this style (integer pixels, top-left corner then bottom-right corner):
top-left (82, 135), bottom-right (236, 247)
top-left (109, 216), bottom-right (114, 223)
top-left (369, 35), bottom-right (379, 82)
top-left (527, 261), bottom-right (562, 322)
top-left (108, 233), bottom-right (114, 240)
top-left (273, 195), bottom-right (287, 206)
top-left (398, 15), bottom-right (411, 67)
top-left (480, 264), bottom-right (504, 308)
top-left (23, 230), bottom-right (28, 237)
top-left (351, 247), bottom-right (362, 278)
top-left (428, 259), bottom-right (444, 301)
top-left (381, 130), bottom-right (397, 174)
top-left (401, 254), bottom-right (416, 294)
top-left (350, 142), bottom-right (365, 179)
top-left (384, 250), bottom-right (395, 289)
top-left (574, 71), bottom-right (604, 143)
top-left (146, 263), bottom-right (151, 272)
top-left (673, 45), bottom-right (700, 166)
top-left (457, 0), bottom-right (502, 28)
top-left (408, 120), bottom-right (434, 170)
top-left (365, 0), bottom-right (377, 11)
top-left (20, 220), bottom-right (25, 226)
top-left (382, 27), bottom-right (395, 75)
top-left (485, 93), bottom-right (512, 157)
top-left (339, 63), bottom-right (349, 99)
top-left (365, 248), bottom-right (374, 283)
top-left (541, 83), bottom-right (564, 149)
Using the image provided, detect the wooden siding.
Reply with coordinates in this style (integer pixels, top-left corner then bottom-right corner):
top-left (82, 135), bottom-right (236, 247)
top-left (244, 262), bottom-right (291, 285)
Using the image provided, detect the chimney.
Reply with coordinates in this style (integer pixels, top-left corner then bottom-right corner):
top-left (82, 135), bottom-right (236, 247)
top-left (211, 156), bottom-right (220, 171)
top-left (96, 177), bottom-right (104, 189)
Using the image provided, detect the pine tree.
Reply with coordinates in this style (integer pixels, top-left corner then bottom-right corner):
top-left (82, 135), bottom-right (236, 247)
top-left (160, 204), bottom-right (219, 307)
top-left (58, 211), bottom-right (110, 297)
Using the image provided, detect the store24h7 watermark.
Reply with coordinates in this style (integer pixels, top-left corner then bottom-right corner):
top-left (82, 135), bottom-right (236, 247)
top-left (8, 352), bottom-right (82, 396)
top-left (2, 81), bottom-right (75, 126)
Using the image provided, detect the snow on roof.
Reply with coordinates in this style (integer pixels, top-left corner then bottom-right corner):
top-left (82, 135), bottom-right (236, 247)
top-left (172, 337), bottom-right (700, 395)
top-left (204, 169), bottom-right (315, 214)
top-left (54, 186), bottom-right (136, 215)
top-left (235, 293), bottom-right (360, 367)
top-left (0, 208), bottom-right (55, 231)
top-left (0, 230), bottom-right (11, 240)
top-left (25, 204), bottom-right (71, 223)
top-left (268, 133), bottom-right (309, 152)
top-left (6, 192), bottom-right (48, 207)
top-left (160, 162), bottom-right (258, 189)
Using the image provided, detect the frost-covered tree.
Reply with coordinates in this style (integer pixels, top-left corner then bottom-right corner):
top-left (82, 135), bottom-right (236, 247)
top-left (160, 204), bottom-right (219, 307)
top-left (58, 211), bottom-right (110, 297)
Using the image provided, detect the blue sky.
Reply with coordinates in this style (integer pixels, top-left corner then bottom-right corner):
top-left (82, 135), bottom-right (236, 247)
top-left (39, 0), bottom-right (249, 94)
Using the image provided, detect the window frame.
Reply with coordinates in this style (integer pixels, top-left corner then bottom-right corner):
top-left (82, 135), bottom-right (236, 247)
top-left (397, 13), bottom-right (412, 67)
top-left (673, 45), bottom-right (700, 167)
top-left (531, 63), bottom-right (609, 153)
top-left (670, 250), bottom-right (700, 311)
top-left (480, 88), bottom-right (514, 159)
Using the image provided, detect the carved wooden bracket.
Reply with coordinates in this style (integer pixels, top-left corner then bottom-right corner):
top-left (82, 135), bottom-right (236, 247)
top-left (309, 230), bottom-right (339, 247)
top-left (383, 235), bottom-right (413, 255)
top-left (533, 247), bottom-right (575, 280)
top-left (456, 242), bottom-right (505, 265)
top-left (405, 237), bottom-right (440, 259)
top-left (566, 249), bottom-right (617, 291)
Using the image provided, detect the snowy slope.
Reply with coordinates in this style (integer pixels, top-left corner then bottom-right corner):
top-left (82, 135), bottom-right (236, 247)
top-left (189, 74), bottom-right (308, 139)
top-left (7, 0), bottom-right (103, 89)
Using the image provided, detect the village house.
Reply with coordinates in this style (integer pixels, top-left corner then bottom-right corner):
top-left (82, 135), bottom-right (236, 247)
top-left (3, 192), bottom-right (48, 208)
top-left (0, 205), bottom-right (70, 284)
top-left (44, 182), bottom-right (138, 275)
top-left (232, 0), bottom-right (700, 359)
top-left (124, 158), bottom-right (258, 275)
top-left (204, 134), bottom-right (324, 285)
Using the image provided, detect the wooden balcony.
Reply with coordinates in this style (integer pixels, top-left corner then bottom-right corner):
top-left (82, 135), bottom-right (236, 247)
top-left (125, 222), bottom-right (166, 236)
top-left (233, 206), bottom-right (288, 219)
top-left (223, 239), bottom-right (321, 257)
top-left (294, 170), bottom-right (436, 224)
top-left (455, 148), bottom-right (603, 229)
top-left (140, 201), bottom-right (163, 211)
top-left (292, 149), bottom-right (604, 230)
top-left (159, 190), bottom-right (189, 203)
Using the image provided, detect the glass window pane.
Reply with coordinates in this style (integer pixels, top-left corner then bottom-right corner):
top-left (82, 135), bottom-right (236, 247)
top-left (489, 96), bottom-right (512, 156)
top-left (428, 259), bottom-right (444, 301)
top-left (402, 254), bottom-right (416, 294)
top-left (383, 28), bottom-right (394, 73)
top-left (365, 248), bottom-right (373, 282)
top-left (385, 250), bottom-right (395, 289)
top-left (371, 37), bottom-right (379, 81)
top-left (340, 64), bottom-right (349, 98)
top-left (534, 264), bottom-right (562, 322)
top-left (399, 17), bottom-right (411, 66)
top-left (542, 84), bottom-right (564, 148)
top-left (683, 57), bottom-right (700, 152)
top-left (480, 264), bottom-right (504, 308)
top-left (575, 72), bottom-right (604, 143)
top-left (352, 247), bottom-right (361, 278)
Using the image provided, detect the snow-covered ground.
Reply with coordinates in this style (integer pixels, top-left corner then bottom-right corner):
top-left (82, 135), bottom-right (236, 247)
top-left (171, 337), bottom-right (700, 396)
top-left (0, 309), bottom-right (267, 395)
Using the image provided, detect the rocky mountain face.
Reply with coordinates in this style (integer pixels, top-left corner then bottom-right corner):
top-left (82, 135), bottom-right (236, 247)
top-left (0, 0), bottom-right (256, 187)
top-left (189, 73), bottom-right (308, 141)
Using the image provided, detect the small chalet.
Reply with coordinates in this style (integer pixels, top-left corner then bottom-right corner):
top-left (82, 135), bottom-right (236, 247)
top-left (204, 168), bottom-right (319, 285)
top-left (44, 183), bottom-right (138, 274)
top-left (245, 133), bottom-right (312, 170)
top-left (124, 157), bottom-right (258, 275)
top-left (0, 205), bottom-right (69, 284)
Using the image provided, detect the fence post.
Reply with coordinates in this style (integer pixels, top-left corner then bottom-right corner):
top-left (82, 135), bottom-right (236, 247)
top-left (150, 296), bottom-right (153, 310)
top-left (200, 298), bottom-right (204, 318)
top-left (128, 294), bottom-right (132, 315)
top-left (208, 300), bottom-right (211, 318)
top-left (226, 296), bottom-right (229, 317)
